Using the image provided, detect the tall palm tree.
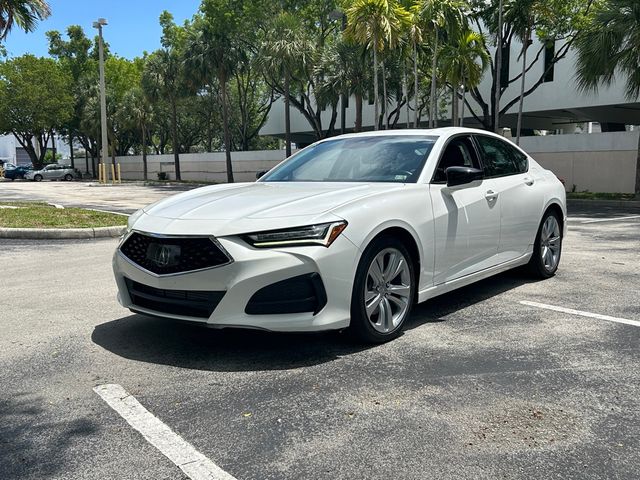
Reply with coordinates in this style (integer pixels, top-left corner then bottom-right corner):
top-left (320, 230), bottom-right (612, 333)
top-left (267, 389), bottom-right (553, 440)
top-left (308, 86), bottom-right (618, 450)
top-left (125, 87), bottom-right (151, 181)
top-left (420, 0), bottom-right (467, 128)
top-left (440, 29), bottom-right (489, 126)
top-left (259, 13), bottom-right (310, 157)
top-left (345, 0), bottom-right (410, 131)
top-left (0, 0), bottom-right (50, 41)
top-left (406, 3), bottom-right (423, 128)
top-left (575, 0), bottom-right (640, 195)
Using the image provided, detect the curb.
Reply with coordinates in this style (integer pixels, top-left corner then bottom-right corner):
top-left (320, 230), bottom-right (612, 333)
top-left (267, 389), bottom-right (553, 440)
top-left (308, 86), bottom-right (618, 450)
top-left (567, 198), bottom-right (640, 208)
top-left (0, 225), bottom-right (126, 240)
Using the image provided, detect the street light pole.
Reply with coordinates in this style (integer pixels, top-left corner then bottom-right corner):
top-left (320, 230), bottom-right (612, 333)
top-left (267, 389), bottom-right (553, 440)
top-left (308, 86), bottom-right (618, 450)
top-left (93, 18), bottom-right (109, 177)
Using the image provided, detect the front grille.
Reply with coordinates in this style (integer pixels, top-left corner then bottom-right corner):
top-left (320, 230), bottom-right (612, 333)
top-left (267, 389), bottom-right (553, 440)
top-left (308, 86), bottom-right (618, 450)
top-left (120, 232), bottom-right (231, 275)
top-left (245, 273), bottom-right (327, 315)
top-left (125, 278), bottom-right (224, 318)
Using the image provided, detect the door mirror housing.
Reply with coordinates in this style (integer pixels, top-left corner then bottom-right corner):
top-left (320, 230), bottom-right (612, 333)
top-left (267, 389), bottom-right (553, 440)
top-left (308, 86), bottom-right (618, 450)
top-left (445, 166), bottom-right (484, 187)
top-left (256, 169), bottom-right (268, 180)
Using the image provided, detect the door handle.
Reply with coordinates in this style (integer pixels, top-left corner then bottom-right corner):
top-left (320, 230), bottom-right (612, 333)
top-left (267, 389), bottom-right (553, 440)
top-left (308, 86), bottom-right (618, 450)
top-left (485, 190), bottom-right (498, 201)
top-left (524, 177), bottom-right (534, 186)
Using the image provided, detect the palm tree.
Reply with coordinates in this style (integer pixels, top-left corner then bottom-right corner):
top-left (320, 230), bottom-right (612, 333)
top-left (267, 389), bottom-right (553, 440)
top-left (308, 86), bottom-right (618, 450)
top-left (0, 0), bottom-right (50, 41)
top-left (420, 0), bottom-right (467, 128)
top-left (259, 13), bottom-right (310, 157)
top-left (142, 49), bottom-right (183, 181)
top-left (126, 87), bottom-right (151, 181)
top-left (406, 3), bottom-right (423, 128)
top-left (440, 29), bottom-right (489, 126)
top-left (574, 0), bottom-right (640, 195)
top-left (316, 38), bottom-right (369, 132)
top-left (345, 0), bottom-right (410, 131)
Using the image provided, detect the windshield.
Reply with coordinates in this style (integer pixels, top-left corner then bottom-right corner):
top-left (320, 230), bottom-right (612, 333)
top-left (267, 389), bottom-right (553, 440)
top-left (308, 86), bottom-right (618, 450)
top-left (261, 135), bottom-right (437, 183)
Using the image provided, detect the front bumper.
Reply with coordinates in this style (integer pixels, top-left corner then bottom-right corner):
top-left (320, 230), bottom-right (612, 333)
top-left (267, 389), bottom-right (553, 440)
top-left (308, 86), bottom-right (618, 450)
top-left (113, 232), bottom-right (360, 332)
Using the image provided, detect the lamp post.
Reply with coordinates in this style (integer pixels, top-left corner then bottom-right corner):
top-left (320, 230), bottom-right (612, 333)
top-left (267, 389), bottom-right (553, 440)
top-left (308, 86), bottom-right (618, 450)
top-left (93, 18), bottom-right (109, 177)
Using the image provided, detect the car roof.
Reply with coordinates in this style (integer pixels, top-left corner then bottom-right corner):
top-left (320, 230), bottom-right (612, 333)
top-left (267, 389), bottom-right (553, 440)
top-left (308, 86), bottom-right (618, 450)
top-left (317, 127), bottom-right (506, 142)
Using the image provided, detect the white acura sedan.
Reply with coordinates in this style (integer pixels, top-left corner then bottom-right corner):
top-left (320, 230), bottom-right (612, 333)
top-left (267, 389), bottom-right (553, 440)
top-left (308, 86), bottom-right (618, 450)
top-left (113, 128), bottom-right (566, 343)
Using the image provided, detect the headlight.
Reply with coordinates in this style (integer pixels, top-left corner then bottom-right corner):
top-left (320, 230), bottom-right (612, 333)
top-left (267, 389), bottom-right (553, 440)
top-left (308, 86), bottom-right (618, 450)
top-left (244, 221), bottom-right (347, 248)
top-left (126, 209), bottom-right (144, 232)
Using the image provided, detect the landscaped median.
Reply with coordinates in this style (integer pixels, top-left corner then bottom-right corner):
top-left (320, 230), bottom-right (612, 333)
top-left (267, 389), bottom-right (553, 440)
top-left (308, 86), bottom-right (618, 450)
top-left (0, 202), bottom-right (126, 239)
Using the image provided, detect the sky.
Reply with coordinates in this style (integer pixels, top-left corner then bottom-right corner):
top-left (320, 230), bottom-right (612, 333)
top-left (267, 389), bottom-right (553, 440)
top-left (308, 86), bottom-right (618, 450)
top-left (3, 0), bottom-right (201, 59)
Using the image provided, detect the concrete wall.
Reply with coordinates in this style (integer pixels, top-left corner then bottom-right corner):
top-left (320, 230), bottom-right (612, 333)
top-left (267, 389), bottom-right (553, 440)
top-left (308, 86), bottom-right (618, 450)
top-left (116, 150), bottom-right (289, 183)
top-left (519, 131), bottom-right (639, 193)
top-left (116, 132), bottom-right (639, 193)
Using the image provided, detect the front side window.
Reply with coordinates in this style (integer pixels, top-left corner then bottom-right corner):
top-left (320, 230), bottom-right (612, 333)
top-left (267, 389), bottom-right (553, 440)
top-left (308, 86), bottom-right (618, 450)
top-left (474, 135), bottom-right (528, 177)
top-left (261, 136), bottom-right (437, 183)
top-left (432, 135), bottom-right (481, 183)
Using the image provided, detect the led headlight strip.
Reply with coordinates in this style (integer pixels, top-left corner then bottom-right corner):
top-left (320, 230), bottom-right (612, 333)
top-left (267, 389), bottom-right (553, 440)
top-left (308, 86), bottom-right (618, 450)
top-left (244, 221), bottom-right (347, 248)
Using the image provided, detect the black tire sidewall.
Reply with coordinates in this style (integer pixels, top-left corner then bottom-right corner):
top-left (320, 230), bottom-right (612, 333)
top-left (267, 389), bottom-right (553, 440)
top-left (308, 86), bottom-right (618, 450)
top-left (34, 175), bottom-right (42, 182)
top-left (64, 174), bottom-right (73, 181)
top-left (349, 235), bottom-right (416, 343)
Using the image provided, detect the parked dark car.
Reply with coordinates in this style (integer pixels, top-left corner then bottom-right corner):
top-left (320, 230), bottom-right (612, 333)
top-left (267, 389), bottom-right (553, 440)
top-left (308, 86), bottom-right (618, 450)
top-left (3, 163), bottom-right (33, 180)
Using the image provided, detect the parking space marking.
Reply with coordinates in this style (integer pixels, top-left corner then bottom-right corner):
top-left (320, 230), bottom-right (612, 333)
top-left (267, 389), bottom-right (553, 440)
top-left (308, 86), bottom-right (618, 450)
top-left (520, 301), bottom-right (640, 328)
top-left (580, 215), bottom-right (640, 224)
top-left (94, 384), bottom-right (236, 480)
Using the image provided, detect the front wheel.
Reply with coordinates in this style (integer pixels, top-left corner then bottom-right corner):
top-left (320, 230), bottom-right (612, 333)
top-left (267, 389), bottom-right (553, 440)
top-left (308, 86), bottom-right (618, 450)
top-left (349, 236), bottom-right (415, 343)
top-left (528, 210), bottom-right (563, 278)
top-left (34, 174), bottom-right (43, 182)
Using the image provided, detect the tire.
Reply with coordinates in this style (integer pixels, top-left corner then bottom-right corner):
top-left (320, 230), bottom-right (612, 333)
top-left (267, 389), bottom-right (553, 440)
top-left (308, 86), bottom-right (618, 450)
top-left (34, 174), bottom-right (43, 182)
top-left (349, 235), bottom-right (416, 343)
top-left (528, 210), bottom-right (563, 279)
top-left (64, 174), bottom-right (73, 181)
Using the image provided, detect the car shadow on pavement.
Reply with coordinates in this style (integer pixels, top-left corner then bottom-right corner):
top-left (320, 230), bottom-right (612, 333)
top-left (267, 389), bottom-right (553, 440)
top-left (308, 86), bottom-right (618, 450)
top-left (92, 269), bottom-right (536, 373)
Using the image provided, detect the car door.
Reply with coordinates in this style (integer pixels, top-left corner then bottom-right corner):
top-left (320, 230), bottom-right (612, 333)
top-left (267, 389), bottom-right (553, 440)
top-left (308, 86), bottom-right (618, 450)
top-left (473, 135), bottom-right (543, 261)
top-left (42, 165), bottom-right (56, 179)
top-left (429, 135), bottom-right (501, 285)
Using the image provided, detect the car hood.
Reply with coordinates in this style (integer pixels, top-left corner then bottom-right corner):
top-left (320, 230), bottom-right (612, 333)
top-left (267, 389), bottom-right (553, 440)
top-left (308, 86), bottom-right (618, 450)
top-left (135, 182), bottom-right (405, 236)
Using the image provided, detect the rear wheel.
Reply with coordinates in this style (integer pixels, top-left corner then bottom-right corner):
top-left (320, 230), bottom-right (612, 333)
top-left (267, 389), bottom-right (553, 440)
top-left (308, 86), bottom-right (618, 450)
top-left (64, 174), bottom-right (73, 181)
top-left (528, 210), bottom-right (562, 278)
top-left (349, 236), bottom-right (415, 343)
top-left (34, 174), bottom-right (43, 182)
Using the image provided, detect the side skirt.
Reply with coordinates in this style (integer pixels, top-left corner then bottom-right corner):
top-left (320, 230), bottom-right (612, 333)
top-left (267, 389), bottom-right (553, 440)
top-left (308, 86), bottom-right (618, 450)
top-left (417, 251), bottom-right (532, 304)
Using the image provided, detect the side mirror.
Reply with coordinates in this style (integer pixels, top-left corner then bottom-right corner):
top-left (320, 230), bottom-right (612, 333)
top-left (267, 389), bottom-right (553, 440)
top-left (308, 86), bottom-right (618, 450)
top-left (256, 170), bottom-right (268, 180)
top-left (445, 166), bottom-right (484, 187)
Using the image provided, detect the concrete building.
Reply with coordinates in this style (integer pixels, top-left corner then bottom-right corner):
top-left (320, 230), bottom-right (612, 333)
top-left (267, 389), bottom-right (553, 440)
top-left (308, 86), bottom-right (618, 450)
top-left (0, 134), bottom-right (70, 165)
top-left (260, 37), bottom-right (640, 144)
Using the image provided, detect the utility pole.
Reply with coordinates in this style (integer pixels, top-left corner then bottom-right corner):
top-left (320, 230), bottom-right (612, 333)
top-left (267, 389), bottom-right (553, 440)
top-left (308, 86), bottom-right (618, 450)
top-left (93, 18), bottom-right (109, 176)
top-left (494, 0), bottom-right (503, 133)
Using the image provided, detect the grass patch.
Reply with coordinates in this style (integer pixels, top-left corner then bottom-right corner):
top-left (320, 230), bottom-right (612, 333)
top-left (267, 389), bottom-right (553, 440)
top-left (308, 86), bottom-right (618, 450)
top-left (0, 202), bottom-right (126, 228)
top-left (567, 192), bottom-right (636, 201)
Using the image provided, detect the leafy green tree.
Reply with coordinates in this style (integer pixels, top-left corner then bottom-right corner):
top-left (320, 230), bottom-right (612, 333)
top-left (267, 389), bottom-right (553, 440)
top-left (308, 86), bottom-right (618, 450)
top-left (0, 55), bottom-right (72, 168)
top-left (0, 0), bottom-right (50, 41)
top-left (124, 86), bottom-right (151, 180)
top-left (440, 28), bottom-right (489, 126)
top-left (345, 0), bottom-right (410, 130)
top-left (574, 0), bottom-right (640, 194)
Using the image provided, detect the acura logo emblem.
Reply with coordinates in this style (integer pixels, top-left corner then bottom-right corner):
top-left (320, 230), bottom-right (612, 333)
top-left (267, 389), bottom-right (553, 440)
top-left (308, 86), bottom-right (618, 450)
top-left (146, 243), bottom-right (181, 268)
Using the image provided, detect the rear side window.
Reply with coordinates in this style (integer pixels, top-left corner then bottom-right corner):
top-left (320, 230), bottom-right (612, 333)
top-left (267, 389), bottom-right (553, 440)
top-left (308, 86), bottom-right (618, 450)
top-left (474, 135), bottom-right (528, 177)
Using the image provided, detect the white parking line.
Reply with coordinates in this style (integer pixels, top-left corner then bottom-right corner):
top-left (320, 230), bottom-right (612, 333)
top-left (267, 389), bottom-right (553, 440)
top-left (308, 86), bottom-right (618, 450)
top-left (520, 301), bottom-right (640, 328)
top-left (94, 384), bottom-right (236, 480)
top-left (580, 215), bottom-right (640, 224)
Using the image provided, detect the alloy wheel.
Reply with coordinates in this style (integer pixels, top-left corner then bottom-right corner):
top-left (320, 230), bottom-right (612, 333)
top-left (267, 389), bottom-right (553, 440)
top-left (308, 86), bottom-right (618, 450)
top-left (364, 248), bottom-right (412, 333)
top-left (540, 215), bottom-right (561, 271)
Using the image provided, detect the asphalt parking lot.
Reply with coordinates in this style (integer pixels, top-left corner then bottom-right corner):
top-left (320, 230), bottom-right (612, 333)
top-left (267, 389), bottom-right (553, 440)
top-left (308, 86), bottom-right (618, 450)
top-left (1, 187), bottom-right (639, 479)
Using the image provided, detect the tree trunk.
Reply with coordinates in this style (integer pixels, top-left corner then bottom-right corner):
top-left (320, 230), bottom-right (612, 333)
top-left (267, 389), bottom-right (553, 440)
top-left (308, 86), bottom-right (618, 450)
top-left (429, 29), bottom-right (438, 128)
top-left (413, 39), bottom-right (419, 128)
top-left (51, 134), bottom-right (56, 163)
top-left (69, 135), bottom-right (75, 169)
top-left (373, 39), bottom-right (379, 131)
top-left (84, 149), bottom-right (89, 175)
top-left (170, 98), bottom-right (181, 181)
top-left (404, 61), bottom-right (410, 128)
top-left (382, 61), bottom-right (388, 130)
top-left (516, 29), bottom-right (529, 145)
top-left (460, 83), bottom-right (466, 127)
top-left (220, 69), bottom-right (234, 183)
top-left (142, 122), bottom-right (148, 181)
top-left (284, 74), bottom-right (292, 157)
top-left (452, 87), bottom-right (458, 127)
top-left (355, 92), bottom-right (363, 132)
